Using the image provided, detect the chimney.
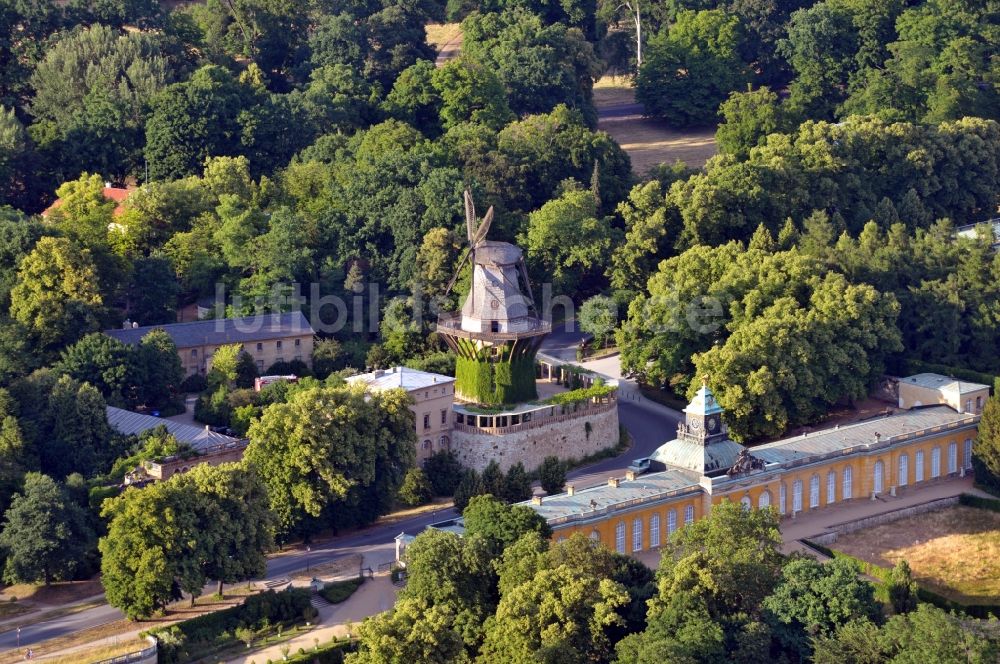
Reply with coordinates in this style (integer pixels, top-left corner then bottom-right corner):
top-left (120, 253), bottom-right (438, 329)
top-left (531, 495), bottom-right (543, 505)
top-left (104, 181), bottom-right (112, 189)
top-left (608, 477), bottom-right (620, 488)
top-left (625, 470), bottom-right (637, 481)
top-left (566, 485), bottom-right (575, 496)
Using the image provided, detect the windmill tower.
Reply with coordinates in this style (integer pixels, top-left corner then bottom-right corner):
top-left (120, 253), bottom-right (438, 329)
top-left (437, 191), bottom-right (550, 405)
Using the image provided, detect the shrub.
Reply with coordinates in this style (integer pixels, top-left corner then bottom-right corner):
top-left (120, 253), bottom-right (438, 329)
top-left (319, 577), bottom-right (364, 604)
top-left (397, 468), bottom-right (433, 507)
top-left (179, 373), bottom-right (208, 393)
top-left (266, 359), bottom-right (311, 377)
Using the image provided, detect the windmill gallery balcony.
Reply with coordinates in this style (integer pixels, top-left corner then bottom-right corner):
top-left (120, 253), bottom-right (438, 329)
top-left (436, 313), bottom-right (551, 343)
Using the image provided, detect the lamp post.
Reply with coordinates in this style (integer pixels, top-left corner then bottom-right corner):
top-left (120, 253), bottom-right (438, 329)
top-left (305, 546), bottom-right (311, 573)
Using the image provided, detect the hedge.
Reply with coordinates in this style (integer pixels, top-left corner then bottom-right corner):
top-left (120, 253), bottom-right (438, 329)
top-left (958, 493), bottom-right (1000, 513)
top-left (150, 588), bottom-right (316, 664)
top-left (319, 577), bottom-right (364, 604)
top-left (285, 639), bottom-right (356, 664)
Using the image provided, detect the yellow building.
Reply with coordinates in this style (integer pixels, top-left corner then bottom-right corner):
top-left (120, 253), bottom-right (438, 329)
top-left (527, 377), bottom-right (981, 553)
top-left (346, 366), bottom-right (456, 466)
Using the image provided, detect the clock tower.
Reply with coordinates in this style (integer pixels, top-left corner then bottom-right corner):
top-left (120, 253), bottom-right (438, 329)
top-left (678, 378), bottom-right (727, 445)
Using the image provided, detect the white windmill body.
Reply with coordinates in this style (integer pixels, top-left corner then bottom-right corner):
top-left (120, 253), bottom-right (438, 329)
top-left (460, 241), bottom-right (536, 335)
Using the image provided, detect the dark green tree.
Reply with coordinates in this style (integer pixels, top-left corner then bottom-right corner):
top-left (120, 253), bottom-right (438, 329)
top-left (462, 494), bottom-right (552, 554)
top-left (763, 556), bottom-right (880, 660)
top-left (972, 379), bottom-right (1000, 493)
top-left (636, 10), bottom-right (749, 126)
top-left (0, 473), bottom-right (95, 585)
top-left (423, 449), bottom-right (464, 496)
top-left (538, 455), bottom-right (567, 494)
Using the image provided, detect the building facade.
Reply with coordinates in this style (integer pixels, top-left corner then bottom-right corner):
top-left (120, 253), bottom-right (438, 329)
top-left (526, 376), bottom-right (981, 554)
top-left (346, 367), bottom-right (457, 466)
top-left (104, 312), bottom-right (315, 377)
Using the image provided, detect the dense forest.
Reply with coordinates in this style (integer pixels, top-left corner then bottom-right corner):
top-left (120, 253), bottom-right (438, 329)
top-left (0, 0), bottom-right (994, 654)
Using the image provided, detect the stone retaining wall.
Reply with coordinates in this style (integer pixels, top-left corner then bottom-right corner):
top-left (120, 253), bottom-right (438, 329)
top-left (808, 496), bottom-right (961, 546)
top-left (452, 401), bottom-right (619, 472)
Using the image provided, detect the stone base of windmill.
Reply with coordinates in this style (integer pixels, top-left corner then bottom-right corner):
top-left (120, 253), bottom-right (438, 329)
top-left (450, 398), bottom-right (619, 473)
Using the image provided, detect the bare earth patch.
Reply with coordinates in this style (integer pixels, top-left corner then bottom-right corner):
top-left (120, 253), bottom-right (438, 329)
top-left (833, 505), bottom-right (1000, 604)
top-left (426, 23), bottom-right (463, 66)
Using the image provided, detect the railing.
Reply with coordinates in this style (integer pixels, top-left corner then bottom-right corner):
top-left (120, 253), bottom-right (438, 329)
top-left (93, 636), bottom-right (157, 664)
top-left (436, 314), bottom-right (551, 341)
top-left (546, 487), bottom-right (702, 527)
top-left (146, 440), bottom-right (249, 472)
top-left (454, 399), bottom-right (616, 435)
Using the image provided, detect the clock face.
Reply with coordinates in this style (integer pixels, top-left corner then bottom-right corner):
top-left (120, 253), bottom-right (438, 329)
top-left (690, 419), bottom-right (701, 430)
top-left (707, 417), bottom-right (718, 432)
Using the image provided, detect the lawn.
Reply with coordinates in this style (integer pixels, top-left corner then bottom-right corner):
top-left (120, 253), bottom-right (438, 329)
top-left (833, 505), bottom-right (1000, 604)
top-left (593, 76), bottom-right (718, 173)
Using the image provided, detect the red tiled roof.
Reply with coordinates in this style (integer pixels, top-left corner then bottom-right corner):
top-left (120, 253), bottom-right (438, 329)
top-left (42, 186), bottom-right (132, 218)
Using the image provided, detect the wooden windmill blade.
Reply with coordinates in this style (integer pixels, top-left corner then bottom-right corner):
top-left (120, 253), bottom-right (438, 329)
top-left (464, 190), bottom-right (477, 243)
top-left (444, 247), bottom-right (473, 296)
top-left (518, 257), bottom-right (537, 308)
top-left (471, 206), bottom-right (494, 246)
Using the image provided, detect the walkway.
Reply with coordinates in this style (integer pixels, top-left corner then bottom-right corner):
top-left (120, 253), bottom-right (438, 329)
top-left (634, 475), bottom-right (987, 569)
top-left (224, 575), bottom-right (400, 664)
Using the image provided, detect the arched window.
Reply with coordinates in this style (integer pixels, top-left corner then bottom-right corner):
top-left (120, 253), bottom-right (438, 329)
top-left (779, 483), bottom-right (786, 514)
top-left (809, 475), bottom-right (820, 509)
top-left (632, 518), bottom-right (643, 552)
top-left (874, 460), bottom-right (884, 494)
top-left (439, 435), bottom-right (450, 450)
top-left (827, 471), bottom-right (836, 504)
top-left (740, 495), bottom-right (752, 510)
top-left (843, 466), bottom-right (853, 499)
top-left (667, 509), bottom-right (677, 535)
top-left (792, 480), bottom-right (803, 513)
top-left (615, 522), bottom-right (626, 553)
top-left (650, 514), bottom-right (660, 548)
top-left (948, 442), bottom-right (958, 474)
top-left (931, 447), bottom-right (941, 478)
top-left (684, 504), bottom-right (695, 525)
top-left (898, 454), bottom-right (908, 487)
top-left (915, 450), bottom-right (925, 482)
top-left (965, 439), bottom-right (974, 470)
top-left (759, 490), bottom-right (771, 509)
top-left (422, 439), bottom-right (432, 449)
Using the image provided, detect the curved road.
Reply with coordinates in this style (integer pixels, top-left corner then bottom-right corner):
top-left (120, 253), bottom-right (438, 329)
top-left (0, 325), bottom-right (678, 651)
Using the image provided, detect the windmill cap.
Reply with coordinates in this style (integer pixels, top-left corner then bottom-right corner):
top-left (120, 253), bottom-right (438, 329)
top-left (474, 241), bottom-right (522, 265)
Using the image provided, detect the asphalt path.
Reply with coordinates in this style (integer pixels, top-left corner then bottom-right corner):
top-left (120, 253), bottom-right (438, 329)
top-left (598, 102), bottom-right (645, 120)
top-left (0, 323), bottom-right (678, 651)
top-left (0, 602), bottom-right (123, 652)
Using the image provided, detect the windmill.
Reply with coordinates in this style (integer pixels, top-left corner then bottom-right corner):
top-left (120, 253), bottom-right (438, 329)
top-left (444, 190), bottom-right (495, 297)
top-left (444, 191), bottom-right (537, 311)
top-left (435, 190), bottom-right (550, 405)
